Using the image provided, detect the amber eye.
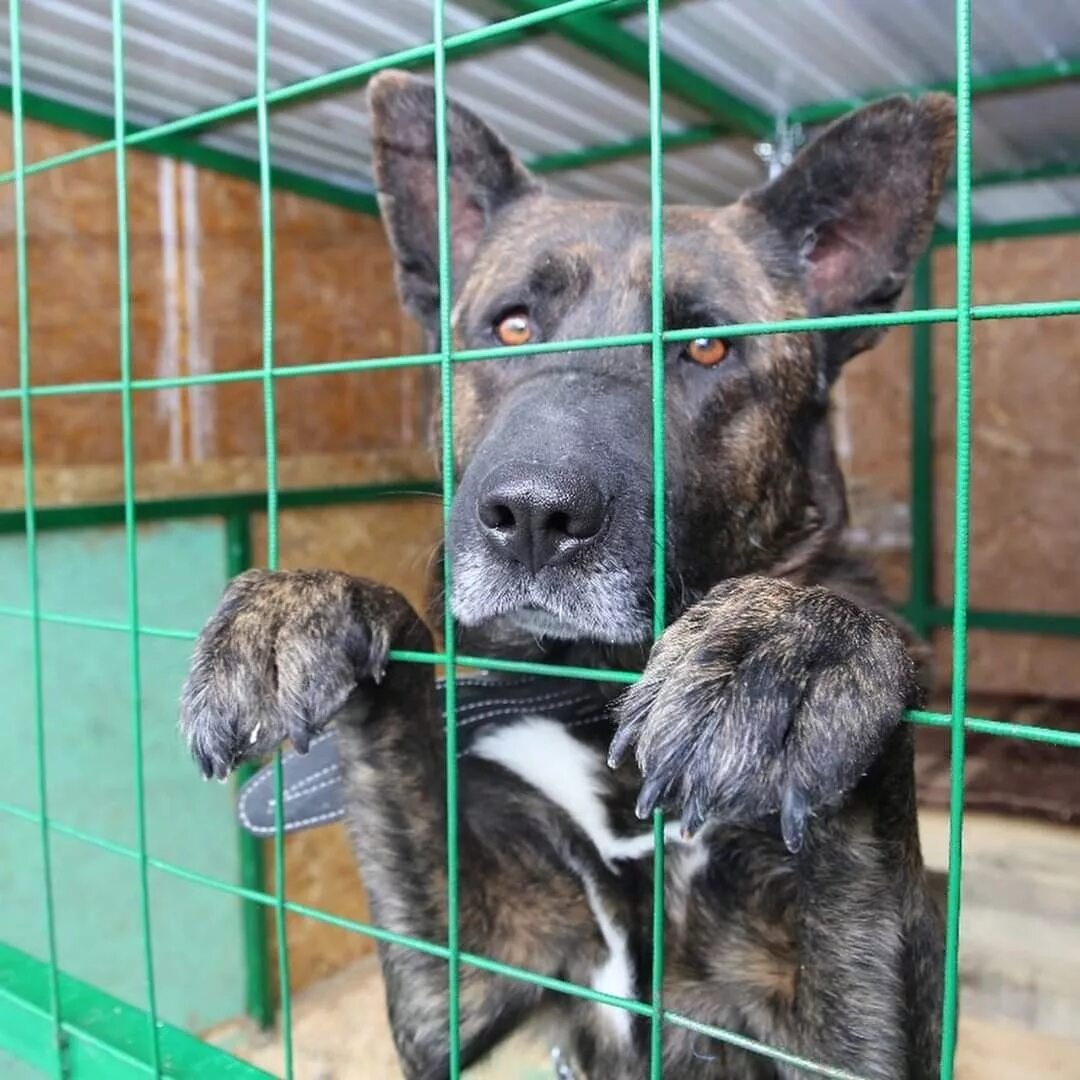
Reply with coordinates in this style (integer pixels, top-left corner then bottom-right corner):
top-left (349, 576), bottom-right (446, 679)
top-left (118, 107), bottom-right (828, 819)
top-left (495, 309), bottom-right (533, 346)
top-left (685, 337), bottom-right (730, 367)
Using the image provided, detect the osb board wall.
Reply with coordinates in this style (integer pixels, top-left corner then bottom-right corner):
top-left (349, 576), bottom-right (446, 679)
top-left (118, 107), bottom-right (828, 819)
top-left (0, 114), bottom-right (435, 508)
top-left (840, 235), bottom-right (1080, 699)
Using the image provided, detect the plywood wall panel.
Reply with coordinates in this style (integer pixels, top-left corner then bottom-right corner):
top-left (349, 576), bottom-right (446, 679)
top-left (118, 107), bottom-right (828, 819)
top-left (0, 116), bottom-right (426, 499)
top-left (842, 237), bottom-right (1080, 698)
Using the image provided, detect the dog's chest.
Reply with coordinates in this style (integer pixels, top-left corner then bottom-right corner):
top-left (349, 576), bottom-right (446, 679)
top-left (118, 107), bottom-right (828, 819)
top-left (471, 716), bottom-right (682, 864)
top-left (471, 716), bottom-right (708, 1044)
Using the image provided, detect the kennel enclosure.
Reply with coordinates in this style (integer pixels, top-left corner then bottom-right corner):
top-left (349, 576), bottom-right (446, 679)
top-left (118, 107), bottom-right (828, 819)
top-left (2, 0), bottom-right (1080, 1077)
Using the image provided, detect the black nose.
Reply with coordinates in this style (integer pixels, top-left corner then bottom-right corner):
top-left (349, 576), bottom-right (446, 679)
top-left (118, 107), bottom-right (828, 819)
top-left (477, 463), bottom-right (607, 572)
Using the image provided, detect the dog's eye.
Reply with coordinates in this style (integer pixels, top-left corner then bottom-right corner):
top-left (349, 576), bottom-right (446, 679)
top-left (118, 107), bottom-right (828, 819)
top-left (494, 309), bottom-right (533, 347)
top-left (685, 337), bottom-right (730, 367)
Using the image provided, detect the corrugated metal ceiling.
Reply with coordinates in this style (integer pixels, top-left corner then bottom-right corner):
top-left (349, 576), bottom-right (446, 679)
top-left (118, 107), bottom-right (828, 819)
top-left (1, 0), bottom-right (1079, 223)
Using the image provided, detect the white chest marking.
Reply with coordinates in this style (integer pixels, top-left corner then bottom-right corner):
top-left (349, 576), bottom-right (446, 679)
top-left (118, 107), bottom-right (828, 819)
top-left (472, 717), bottom-right (703, 1046)
top-left (580, 872), bottom-right (634, 1040)
top-left (471, 717), bottom-right (683, 867)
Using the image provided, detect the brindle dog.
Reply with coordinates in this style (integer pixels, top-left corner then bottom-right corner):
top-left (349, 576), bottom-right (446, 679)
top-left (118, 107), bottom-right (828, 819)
top-left (181, 72), bottom-right (955, 1079)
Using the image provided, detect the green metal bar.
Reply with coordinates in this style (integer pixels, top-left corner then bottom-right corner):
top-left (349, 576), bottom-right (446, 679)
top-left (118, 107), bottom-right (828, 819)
top-left (0, 481), bottom-right (441, 535)
top-left (0, 941), bottom-right (272, 1075)
top-left (934, 213), bottom-right (1080, 245)
top-left (111, 1), bottom-right (163, 1071)
top-left (225, 513), bottom-right (254, 577)
top-left (789, 53), bottom-right (1080, 127)
top-left (4, 298), bottom-right (1080, 404)
top-left (539, 135), bottom-right (1080, 199)
top-left (0, 84), bottom-right (380, 215)
top-left (909, 709), bottom-right (1080, 748)
top-left (7, 599), bottom-right (1080, 650)
top-left (254, 0), bottom-right (294, 1072)
top-left (941, 1), bottom-right (972, 1073)
top-left (907, 256), bottom-right (935, 639)
top-left (602, 0), bottom-right (654, 15)
top-left (224, 514), bottom-right (273, 1032)
top-left (495, 0), bottom-right (773, 136)
top-left (969, 158), bottom-right (1080, 189)
top-left (0, 605), bottom-right (200, 640)
top-left (922, 606), bottom-right (1080, 637)
top-left (529, 120), bottom-right (725, 174)
top-left (14, 80), bottom-right (1079, 225)
top-left (645, 0), bottom-right (666, 1072)
top-left (7, 3), bottom-right (65, 1076)
top-left (0, 0), bottom-right (623, 190)
top-left (0, 941), bottom-right (273, 1079)
top-left (433, 1), bottom-right (462, 1069)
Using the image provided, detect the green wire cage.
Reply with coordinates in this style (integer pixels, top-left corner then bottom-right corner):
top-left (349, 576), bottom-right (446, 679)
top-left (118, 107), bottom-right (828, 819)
top-left (2, 0), bottom-right (1080, 1077)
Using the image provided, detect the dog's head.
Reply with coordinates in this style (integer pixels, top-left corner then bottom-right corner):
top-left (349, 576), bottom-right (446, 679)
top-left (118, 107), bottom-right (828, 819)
top-left (368, 72), bottom-right (954, 647)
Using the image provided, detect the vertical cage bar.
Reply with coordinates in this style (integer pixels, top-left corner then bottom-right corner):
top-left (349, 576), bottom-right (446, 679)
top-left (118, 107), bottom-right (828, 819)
top-left (908, 255), bottom-right (935, 639)
top-left (110, 1), bottom-right (162, 1071)
top-left (254, 1), bottom-right (294, 1073)
top-left (433, 0), bottom-right (462, 1070)
top-left (645, 0), bottom-right (667, 1074)
top-left (940, 0), bottom-right (973, 1074)
top-left (8, 3), bottom-right (65, 1074)
top-left (226, 513), bottom-right (274, 1030)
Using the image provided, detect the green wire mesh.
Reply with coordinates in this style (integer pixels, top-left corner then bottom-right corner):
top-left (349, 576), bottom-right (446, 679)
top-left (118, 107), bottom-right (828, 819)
top-left (940, 0), bottom-right (974, 1068)
top-left (7, 0), bottom-right (63, 1072)
top-left (254, 0), bottom-right (296, 1074)
top-left (110, 0), bottom-right (163, 1071)
top-left (3, 0), bottom-right (1079, 1076)
top-left (646, 0), bottom-right (668, 1072)
top-left (432, 2), bottom-right (463, 1071)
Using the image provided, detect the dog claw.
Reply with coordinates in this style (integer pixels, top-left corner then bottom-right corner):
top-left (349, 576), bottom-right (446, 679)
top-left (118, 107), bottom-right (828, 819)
top-left (635, 773), bottom-right (669, 819)
top-left (607, 724), bottom-right (637, 770)
top-left (781, 783), bottom-right (809, 854)
top-left (682, 785), bottom-right (710, 838)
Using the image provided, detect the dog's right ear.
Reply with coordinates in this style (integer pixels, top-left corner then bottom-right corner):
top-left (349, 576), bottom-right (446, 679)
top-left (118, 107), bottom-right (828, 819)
top-left (368, 70), bottom-right (541, 341)
top-left (744, 93), bottom-right (955, 376)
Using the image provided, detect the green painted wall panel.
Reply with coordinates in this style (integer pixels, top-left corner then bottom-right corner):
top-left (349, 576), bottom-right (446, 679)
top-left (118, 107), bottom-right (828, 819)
top-left (0, 1047), bottom-right (44, 1078)
top-left (0, 520), bottom-right (246, 1037)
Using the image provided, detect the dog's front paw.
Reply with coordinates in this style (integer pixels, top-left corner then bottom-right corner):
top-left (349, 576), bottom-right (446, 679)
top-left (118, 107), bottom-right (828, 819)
top-left (609, 576), bottom-right (917, 852)
top-left (180, 569), bottom-right (420, 780)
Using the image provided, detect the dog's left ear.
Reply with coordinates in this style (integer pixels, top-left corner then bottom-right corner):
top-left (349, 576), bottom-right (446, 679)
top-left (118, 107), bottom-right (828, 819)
top-left (368, 70), bottom-right (541, 342)
top-left (746, 93), bottom-right (955, 373)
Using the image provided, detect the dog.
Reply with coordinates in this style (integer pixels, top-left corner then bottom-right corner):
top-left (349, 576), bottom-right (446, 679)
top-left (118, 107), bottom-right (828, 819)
top-left (180, 70), bottom-right (955, 1079)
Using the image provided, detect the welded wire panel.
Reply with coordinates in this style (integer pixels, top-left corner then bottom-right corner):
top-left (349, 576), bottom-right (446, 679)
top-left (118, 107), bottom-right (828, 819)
top-left (644, 0), bottom-right (667, 1072)
top-left (940, 0), bottom-right (974, 1073)
top-left (0, 0), bottom-right (1078, 1077)
top-left (109, 0), bottom-right (163, 1070)
top-left (432, 0), bottom-right (463, 1067)
top-left (6, 1), bottom-right (64, 1075)
top-left (254, 0), bottom-right (296, 1073)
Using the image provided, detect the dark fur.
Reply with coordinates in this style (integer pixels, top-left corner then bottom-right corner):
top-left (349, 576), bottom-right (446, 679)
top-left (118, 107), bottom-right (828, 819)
top-left (180, 72), bottom-right (955, 1078)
